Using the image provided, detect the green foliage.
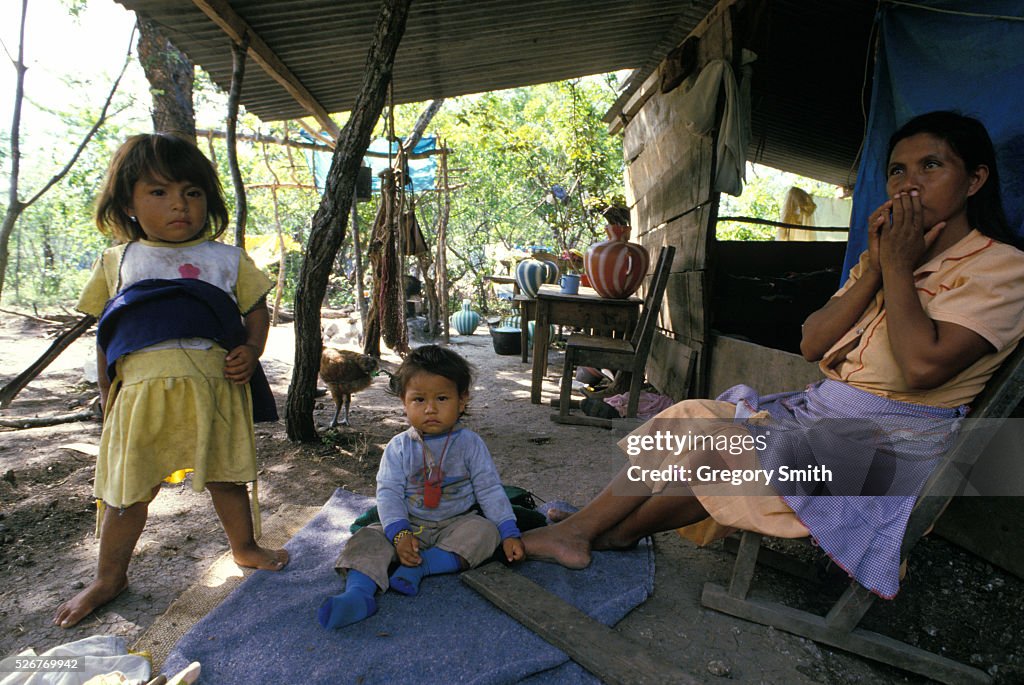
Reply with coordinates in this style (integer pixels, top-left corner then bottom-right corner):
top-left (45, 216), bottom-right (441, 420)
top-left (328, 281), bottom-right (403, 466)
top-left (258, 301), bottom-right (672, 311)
top-left (717, 163), bottom-right (842, 241)
top-left (2, 62), bottom-right (625, 314)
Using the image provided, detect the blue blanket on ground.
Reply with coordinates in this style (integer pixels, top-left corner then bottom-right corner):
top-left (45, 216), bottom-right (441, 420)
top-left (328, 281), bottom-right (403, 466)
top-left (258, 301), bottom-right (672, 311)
top-left (163, 489), bottom-right (654, 684)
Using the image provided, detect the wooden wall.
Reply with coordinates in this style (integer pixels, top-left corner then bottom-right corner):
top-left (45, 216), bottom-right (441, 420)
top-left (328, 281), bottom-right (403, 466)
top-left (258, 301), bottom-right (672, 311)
top-left (617, 0), bottom-right (738, 399)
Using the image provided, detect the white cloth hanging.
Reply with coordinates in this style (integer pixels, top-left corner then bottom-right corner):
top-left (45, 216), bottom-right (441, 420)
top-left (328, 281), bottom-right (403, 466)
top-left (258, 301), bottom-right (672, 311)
top-left (678, 52), bottom-right (756, 196)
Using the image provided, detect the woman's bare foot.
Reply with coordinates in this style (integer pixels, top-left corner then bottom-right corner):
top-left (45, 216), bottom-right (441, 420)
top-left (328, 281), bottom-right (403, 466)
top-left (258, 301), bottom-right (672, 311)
top-left (522, 522), bottom-right (592, 569)
top-left (53, 576), bottom-right (128, 628)
top-left (593, 531), bottom-right (641, 552)
top-left (233, 545), bottom-right (289, 571)
top-left (547, 508), bottom-right (575, 523)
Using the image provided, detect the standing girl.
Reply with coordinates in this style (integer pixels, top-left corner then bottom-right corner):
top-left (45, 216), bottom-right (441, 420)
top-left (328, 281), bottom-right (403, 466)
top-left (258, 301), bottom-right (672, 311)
top-left (54, 133), bottom-right (288, 629)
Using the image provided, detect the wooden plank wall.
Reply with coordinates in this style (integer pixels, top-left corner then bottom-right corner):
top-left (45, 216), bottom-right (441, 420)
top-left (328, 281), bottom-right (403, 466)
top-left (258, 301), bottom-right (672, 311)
top-left (620, 0), bottom-right (736, 400)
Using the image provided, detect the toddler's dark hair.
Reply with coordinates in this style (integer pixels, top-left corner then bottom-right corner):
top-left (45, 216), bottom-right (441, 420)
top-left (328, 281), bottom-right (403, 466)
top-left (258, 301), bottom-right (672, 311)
top-left (95, 132), bottom-right (229, 242)
top-left (391, 345), bottom-right (474, 398)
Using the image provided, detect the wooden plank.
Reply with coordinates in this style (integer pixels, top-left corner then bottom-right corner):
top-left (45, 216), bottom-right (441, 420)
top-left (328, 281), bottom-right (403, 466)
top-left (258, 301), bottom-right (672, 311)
top-left (191, 0), bottom-right (341, 138)
top-left (708, 335), bottom-right (822, 399)
top-left (934, 498), bottom-right (1024, 580)
top-left (661, 209), bottom-right (711, 272)
top-left (631, 136), bottom-right (713, 232)
top-left (701, 583), bottom-right (990, 685)
top-left (662, 271), bottom-right (705, 347)
top-left (646, 331), bottom-right (695, 401)
top-left (463, 563), bottom-right (698, 685)
top-left (609, 0), bottom-right (740, 135)
top-left (727, 531), bottom-right (761, 598)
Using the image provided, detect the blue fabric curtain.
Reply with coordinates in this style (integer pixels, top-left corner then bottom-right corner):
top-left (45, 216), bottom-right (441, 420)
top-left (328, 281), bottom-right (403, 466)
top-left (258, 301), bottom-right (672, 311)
top-left (303, 133), bottom-right (438, 195)
top-left (844, 1), bottom-right (1024, 279)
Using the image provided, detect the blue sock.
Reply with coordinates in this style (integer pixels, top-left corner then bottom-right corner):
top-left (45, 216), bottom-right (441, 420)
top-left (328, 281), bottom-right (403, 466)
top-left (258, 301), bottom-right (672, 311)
top-left (389, 547), bottom-right (462, 596)
top-left (317, 570), bottom-right (378, 629)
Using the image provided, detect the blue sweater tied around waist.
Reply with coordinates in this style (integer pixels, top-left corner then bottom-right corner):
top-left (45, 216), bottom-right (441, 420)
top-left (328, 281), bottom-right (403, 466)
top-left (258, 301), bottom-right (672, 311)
top-left (97, 278), bottom-right (278, 422)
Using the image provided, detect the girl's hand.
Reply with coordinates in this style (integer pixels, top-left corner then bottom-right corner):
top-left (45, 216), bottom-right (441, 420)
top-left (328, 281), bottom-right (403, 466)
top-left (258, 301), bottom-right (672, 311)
top-left (880, 191), bottom-right (946, 272)
top-left (395, 534), bottom-right (421, 566)
top-left (502, 537), bottom-right (525, 563)
top-left (224, 344), bottom-right (259, 384)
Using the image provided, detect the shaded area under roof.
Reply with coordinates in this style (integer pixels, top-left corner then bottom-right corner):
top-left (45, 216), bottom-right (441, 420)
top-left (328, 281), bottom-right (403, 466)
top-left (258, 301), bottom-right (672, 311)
top-left (116, 0), bottom-right (716, 122)
top-left (116, 0), bottom-right (877, 187)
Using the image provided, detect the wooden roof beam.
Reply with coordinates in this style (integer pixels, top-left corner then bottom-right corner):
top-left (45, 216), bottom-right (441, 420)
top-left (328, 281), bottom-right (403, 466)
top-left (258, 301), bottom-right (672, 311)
top-left (191, 0), bottom-right (341, 139)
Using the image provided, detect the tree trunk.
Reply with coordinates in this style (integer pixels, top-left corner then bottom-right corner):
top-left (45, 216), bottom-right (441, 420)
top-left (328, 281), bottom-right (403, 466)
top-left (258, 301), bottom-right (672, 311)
top-left (136, 17), bottom-right (196, 140)
top-left (286, 0), bottom-right (413, 442)
top-left (228, 34), bottom-right (250, 247)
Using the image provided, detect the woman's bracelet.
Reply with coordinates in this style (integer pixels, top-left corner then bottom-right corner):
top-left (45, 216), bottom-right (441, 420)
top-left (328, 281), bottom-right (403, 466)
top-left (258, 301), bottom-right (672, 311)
top-left (392, 530), bottom-right (412, 546)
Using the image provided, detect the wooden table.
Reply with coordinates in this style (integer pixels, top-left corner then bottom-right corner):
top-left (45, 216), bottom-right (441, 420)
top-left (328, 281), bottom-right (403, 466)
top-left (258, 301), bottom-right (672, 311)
top-left (528, 284), bottom-right (641, 404)
top-left (484, 274), bottom-right (519, 296)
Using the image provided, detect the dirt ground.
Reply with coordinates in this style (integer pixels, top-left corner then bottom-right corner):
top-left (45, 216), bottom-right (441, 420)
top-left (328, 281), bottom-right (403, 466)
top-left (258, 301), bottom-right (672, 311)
top-left (1, 311), bottom-right (1022, 684)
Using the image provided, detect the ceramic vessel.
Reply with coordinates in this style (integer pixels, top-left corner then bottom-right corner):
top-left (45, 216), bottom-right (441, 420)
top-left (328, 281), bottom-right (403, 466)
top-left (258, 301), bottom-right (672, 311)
top-left (515, 259), bottom-right (548, 299)
top-left (584, 224), bottom-right (650, 299)
top-left (539, 258), bottom-right (560, 285)
top-left (450, 299), bottom-right (481, 335)
top-left (490, 327), bottom-right (522, 355)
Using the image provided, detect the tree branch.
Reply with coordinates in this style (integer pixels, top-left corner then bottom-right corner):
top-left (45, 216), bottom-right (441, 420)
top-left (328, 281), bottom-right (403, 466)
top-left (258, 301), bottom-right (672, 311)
top-left (22, 28), bottom-right (135, 209)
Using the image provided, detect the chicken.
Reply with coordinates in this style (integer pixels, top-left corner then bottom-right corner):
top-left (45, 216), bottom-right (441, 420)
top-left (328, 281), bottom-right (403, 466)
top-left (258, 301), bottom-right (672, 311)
top-left (319, 347), bottom-right (379, 427)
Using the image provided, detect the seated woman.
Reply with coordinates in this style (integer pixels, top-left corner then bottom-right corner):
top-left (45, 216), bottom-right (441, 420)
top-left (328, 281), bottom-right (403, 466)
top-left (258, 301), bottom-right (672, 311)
top-left (524, 111), bottom-right (1024, 599)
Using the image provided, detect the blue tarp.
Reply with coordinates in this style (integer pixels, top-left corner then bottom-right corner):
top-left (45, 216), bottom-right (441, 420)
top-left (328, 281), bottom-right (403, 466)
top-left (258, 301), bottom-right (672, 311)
top-left (844, 1), bottom-right (1024, 279)
top-left (303, 132), bottom-right (438, 195)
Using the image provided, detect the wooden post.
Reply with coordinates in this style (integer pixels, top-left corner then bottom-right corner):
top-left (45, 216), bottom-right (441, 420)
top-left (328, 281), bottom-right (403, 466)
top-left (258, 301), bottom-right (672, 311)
top-left (438, 143), bottom-right (451, 343)
top-left (352, 202), bottom-right (367, 335)
top-left (227, 32), bottom-right (250, 247)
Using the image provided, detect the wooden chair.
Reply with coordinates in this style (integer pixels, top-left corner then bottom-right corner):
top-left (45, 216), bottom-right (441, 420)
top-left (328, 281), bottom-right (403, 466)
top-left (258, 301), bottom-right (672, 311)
top-left (553, 245), bottom-right (675, 427)
top-left (700, 339), bottom-right (1024, 685)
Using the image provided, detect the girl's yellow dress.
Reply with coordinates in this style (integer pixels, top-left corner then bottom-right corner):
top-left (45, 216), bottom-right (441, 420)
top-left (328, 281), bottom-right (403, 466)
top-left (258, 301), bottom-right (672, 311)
top-left (78, 236), bottom-right (274, 509)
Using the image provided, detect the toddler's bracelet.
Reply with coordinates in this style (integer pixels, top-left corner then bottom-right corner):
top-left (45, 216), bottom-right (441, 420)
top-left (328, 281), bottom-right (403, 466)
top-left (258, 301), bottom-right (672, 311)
top-left (392, 530), bottom-right (412, 546)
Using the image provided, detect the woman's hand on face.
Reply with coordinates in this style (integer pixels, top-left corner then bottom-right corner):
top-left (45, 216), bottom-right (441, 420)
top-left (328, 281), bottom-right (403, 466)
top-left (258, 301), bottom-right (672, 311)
top-left (880, 191), bottom-right (946, 272)
top-left (867, 199), bottom-right (892, 274)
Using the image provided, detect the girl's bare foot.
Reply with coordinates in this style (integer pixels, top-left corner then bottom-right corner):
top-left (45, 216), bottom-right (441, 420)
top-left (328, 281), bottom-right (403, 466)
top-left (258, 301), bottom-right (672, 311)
top-left (53, 576), bottom-right (128, 628)
top-left (233, 545), bottom-right (289, 571)
top-left (522, 522), bottom-right (592, 569)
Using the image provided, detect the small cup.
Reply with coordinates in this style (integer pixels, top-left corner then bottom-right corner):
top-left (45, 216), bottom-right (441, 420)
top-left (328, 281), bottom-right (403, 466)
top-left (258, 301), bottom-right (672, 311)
top-left (560, 273), bottom-right (580, 295)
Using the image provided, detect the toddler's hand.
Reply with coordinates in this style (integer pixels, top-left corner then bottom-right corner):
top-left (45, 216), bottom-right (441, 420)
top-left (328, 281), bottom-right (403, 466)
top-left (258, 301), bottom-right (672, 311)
top-left (395, 534), bottom-right (421, 566)
top-left (502, 537), bottom-right (525, 563)
top-left (224, 344), bottom-right (259, 384)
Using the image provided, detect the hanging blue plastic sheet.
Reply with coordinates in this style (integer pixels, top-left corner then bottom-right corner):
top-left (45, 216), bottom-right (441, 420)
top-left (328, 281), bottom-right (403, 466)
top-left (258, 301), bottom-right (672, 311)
top-left (302, 132), bottom-right (438, 195)
top-left (844, 0), bottom-right (1024, 279)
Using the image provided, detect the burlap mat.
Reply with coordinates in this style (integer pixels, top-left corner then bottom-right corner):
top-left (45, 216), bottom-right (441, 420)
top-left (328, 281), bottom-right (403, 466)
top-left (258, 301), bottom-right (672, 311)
top-left (131, 503), bottom-right (320, 671)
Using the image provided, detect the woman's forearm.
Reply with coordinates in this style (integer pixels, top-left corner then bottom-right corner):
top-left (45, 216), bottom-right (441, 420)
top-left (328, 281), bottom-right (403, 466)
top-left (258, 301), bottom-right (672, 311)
top-left (799, 269), bottom-right (882, 361)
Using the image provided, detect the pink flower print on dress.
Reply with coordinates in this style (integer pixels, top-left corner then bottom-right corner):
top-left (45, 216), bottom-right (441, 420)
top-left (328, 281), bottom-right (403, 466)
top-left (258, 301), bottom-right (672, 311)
top-left (179, 263), bottom-right (201, 279)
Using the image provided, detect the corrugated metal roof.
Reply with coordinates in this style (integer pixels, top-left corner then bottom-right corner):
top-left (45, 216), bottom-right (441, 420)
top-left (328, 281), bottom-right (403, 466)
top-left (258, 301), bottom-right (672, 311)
top-left (116, 0), bottom-right (717, 123)
top-left (115, 0), bottom-right (877, 186)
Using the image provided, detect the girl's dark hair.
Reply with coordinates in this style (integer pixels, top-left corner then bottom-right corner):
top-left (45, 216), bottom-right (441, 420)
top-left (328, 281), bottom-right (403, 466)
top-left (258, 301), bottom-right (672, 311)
top-left (95, 132), bottom-right (229, 242)
top-left (392, 345), bottom-right (474, 398)
top-left (888, 111), bottom-right (1014, 245)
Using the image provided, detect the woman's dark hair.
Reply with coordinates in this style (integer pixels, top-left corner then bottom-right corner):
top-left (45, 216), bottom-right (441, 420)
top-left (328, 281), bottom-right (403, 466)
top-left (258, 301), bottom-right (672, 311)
top-left (392, 345), bottom-right (474, 398)
top-left (888, 111), bottom-right (1014, 245)
top-left (95, 132), bottom-right (229, 242)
